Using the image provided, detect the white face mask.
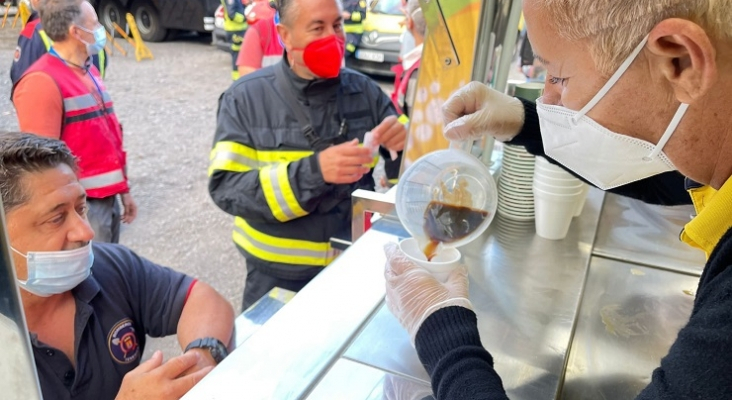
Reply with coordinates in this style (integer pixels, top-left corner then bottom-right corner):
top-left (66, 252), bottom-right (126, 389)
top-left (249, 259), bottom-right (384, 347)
top-left (536, 35), bottom-right (690, 190)
top-left (12, 242), bottom-right (94, 297)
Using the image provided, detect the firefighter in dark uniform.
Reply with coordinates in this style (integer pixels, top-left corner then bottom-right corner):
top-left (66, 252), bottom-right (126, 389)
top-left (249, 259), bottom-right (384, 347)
top-left (209, 0), bottom-right (406, 310)
top-left (221, 0), bottom-right (248, 80)
top-left (342, 0), bottom-right (367, 57)
top-left (10, 0), bottom-right (107, 89)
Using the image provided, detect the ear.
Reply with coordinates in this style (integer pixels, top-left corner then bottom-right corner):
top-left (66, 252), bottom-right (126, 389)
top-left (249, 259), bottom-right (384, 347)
top-left (406, 17), bottom-right (414, 33)
top-left (275, 23), bottom-right (291, 50)
top-left (646, 18), bottom-right (718, 104)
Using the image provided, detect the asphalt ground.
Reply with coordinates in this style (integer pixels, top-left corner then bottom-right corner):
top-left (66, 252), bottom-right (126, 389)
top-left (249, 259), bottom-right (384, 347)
top-left (0, 27), bottom-right (394, 362)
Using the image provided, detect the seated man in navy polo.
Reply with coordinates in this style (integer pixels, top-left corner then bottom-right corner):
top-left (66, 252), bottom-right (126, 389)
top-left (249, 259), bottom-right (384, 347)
top-left (0, 132), bottom-right (235, 400)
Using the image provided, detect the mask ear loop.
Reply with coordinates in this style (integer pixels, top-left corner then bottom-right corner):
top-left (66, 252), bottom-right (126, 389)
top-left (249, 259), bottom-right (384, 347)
top-left (644, 103), bottom-right (689, 162)
top-left (571, 35), bottom-right (650, 125)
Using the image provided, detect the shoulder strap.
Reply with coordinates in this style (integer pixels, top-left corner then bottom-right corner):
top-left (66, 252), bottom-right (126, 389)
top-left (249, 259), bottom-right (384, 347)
top-left (273, 65), bottom-right (328, 150)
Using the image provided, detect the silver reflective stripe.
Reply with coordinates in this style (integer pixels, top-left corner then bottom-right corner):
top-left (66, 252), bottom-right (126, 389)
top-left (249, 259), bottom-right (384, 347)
top-left (266, 166), bottom-right (297, 220)
top-left (79, 169), bottom-right (125, 190)
top-left (102, 91), bottom-right (112, 103)
top-left (233, 224), bottom-right (333, 261)
top-left (213, 150), bottom-right (259, 170)
top-left (64, 94), bottom-right (97, 112)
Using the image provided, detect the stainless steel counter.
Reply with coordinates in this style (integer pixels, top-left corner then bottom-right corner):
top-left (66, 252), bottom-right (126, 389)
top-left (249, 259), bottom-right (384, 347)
top-left (185, 189), bottom-right (702, 400)
top-left (593, 194), bottom-right (705, 276)
top-left (561, 257), bottom-right (698, 399)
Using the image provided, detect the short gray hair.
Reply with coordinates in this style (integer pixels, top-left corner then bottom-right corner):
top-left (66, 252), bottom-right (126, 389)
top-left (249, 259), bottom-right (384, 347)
top-left (275, 0), bottom-right (342, 27)
top-left (39, 0), bottom-right (83, 42)
top-left (406, 0), bottom-right (425, 37)
top-left (532, 0), bottom-right (732, 75)
top-left (0, 133), bottom-right (78, 213)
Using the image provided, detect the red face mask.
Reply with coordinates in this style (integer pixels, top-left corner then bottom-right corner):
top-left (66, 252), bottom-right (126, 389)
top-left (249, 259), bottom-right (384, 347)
top-left (293, 35), bottom-right (345, 79)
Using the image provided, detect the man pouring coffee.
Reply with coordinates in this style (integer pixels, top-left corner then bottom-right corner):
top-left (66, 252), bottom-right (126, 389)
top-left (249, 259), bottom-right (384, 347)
top-left (385, 0), bottom-right (732, 398)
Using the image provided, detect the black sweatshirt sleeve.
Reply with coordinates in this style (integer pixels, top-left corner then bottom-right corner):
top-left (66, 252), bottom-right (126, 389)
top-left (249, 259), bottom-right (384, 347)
top-left (415, 307), bottom-right (510, 400)
top-left (509, 98), bottom-right (691, 206)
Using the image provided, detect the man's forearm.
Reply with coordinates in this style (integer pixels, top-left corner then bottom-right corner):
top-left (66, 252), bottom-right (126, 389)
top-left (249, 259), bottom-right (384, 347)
top-left (177, 282), bottom-right (235, 353)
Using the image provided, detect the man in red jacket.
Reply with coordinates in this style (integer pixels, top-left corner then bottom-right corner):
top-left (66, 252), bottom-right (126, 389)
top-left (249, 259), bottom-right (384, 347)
top-left (12, 0), bottom-right (136, 244)
top-left (9, 0), bottom-right (107, 89)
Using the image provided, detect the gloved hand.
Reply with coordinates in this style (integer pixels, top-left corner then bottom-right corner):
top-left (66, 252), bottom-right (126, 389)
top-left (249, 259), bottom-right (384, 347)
top-left (383, 373), bottom-right (434, 400)
top-left (442, 81), bottom-right (526, 143)
top-left (384, 242), bottom-right (473, 344)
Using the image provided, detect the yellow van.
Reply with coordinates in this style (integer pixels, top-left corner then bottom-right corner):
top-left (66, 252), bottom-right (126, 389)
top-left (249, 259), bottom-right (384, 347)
top-left (348, 0), bottom-right (405, 76)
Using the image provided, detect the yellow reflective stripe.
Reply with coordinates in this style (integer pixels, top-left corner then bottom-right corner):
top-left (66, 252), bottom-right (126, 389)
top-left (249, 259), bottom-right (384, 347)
top-left (350, 12), bottom-right (362, 22)
top-left (398, 114), bottom-right (410, 125)
top-left (99, 50), bottom-right (106, 78)
top-left (208, 142), bottom-right (258, 175)
top-left (233, 217), bottom-right (335, 266)
top-left (38, 29), bottom-right (52, 50)
top-left (260, 163), bottom-right (308, 222)
top-left (344, 24), bottom-right (364, 34)
top-left (208, 141), bottom-right (313, 175)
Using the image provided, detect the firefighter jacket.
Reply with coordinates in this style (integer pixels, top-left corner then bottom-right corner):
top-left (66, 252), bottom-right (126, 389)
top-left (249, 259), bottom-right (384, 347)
top-left (10, 12), bottom-right (107, 88)
top-left (221, 0), bottom-right (247, 32)
top-left (342, 0), bottom-right (367, 34)
top-left (209, 59), bottom-right (401, 278)
top-left (18, 53), bottom-right (129, 198)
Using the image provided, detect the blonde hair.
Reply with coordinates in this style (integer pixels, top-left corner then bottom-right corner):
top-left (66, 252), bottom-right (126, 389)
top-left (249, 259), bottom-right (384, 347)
top-left (534, 0), bottom-right (732, 75)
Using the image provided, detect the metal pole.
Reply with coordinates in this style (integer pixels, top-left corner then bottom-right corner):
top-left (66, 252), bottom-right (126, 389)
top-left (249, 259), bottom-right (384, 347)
top-left (0, 198), bottom-right (43, 400)
top-left (470, 0), bottom-right (523, 166)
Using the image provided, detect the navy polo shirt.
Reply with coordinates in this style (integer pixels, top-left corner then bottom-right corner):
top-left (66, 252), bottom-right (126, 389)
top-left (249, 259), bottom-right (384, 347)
top-left (30, 243), bottom-right (194, 400)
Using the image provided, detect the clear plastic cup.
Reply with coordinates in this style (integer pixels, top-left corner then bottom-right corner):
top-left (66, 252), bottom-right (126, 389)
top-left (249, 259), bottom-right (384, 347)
top-left (396, 149), bottom-right (498, 249)
top-left (398, 238), bottom-right (461, 282)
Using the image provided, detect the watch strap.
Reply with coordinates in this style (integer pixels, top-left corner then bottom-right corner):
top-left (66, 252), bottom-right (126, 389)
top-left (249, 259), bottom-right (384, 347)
top-left (184, 337), bottom-right (228, 364)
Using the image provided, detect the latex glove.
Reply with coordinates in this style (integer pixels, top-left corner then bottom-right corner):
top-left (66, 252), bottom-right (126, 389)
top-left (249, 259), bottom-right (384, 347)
top-left (442, 81), bottom-right (525, 143)
top-left (383, 373), bottom-right (434, 400)
top-left (384, 242), bottom-right (473, 344)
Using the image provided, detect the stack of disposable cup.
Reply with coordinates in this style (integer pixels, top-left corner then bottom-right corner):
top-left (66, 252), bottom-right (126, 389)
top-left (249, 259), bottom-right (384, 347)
top-left (533, 157), bottom-right (589, 240)
top-left (496, 83), bottom-right (546, 221)
top-left (497, 145), bottom-right (536, 221)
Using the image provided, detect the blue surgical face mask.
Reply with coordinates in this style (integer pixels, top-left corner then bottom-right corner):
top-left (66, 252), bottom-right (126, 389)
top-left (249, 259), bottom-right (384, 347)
top-left (77, 25), bottom-right (107, 56)
top-left (12, 242), bottom-right (94, 297)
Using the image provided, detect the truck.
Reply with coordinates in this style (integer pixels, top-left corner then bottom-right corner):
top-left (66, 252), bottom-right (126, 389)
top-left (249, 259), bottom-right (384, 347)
top-left (92, 0), bottom-right (220, 42)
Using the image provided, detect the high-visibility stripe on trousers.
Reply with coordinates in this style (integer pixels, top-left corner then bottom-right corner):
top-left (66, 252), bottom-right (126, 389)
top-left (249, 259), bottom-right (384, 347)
top-left (233, 217), bottom-right (337, 266)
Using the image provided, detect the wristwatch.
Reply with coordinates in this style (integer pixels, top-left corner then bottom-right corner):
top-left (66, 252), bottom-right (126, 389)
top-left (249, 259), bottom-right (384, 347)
top-left (184, 337), bottom-right (229, 364)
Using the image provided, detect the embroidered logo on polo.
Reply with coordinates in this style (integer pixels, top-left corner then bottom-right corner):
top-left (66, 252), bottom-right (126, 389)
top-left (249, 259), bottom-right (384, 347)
top-left (107, 319), bottom-right (139, 364)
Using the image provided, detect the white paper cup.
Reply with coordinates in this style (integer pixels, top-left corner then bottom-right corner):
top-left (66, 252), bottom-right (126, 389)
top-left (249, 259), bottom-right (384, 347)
top-left (534, 166), bottom-right (577, 180)
top-left (533, 187), bottom-right (583, 240)
top-left (573, 184), bottom-right (590, 217)
top-left (533, 172), bottom-right (583, 190)
top-left (398, 238), bottom-right (461, 282)
top-left (533, 181), bottom-right (584, 195)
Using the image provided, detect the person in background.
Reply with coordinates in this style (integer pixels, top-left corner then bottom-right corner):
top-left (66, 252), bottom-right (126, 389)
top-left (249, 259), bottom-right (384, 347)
top-left (13, 0), bottom-right (137, 244)
top-left (391, 0), bottom-right (425, 121)
top-left (385, 0), bottom-right (732, 398)
top-left (398, 0), bottom-right (415, 60)
top-left (221, 0), bottom-right (248, 80)
top-left (236, 6), bottom-right (282, 77)
top-left (342, 0), bottom-right (367, 57)
top-left (0, 132), bottom-right (234, 400)
top-left (10, 0), bottom-right (107, 91)
top-left (209, 0), bottom-right (406, 310)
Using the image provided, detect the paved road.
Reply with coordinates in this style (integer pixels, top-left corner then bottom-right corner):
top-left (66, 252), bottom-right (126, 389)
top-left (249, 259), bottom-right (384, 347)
top-left (0, 28), bottom-right (394, 361)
